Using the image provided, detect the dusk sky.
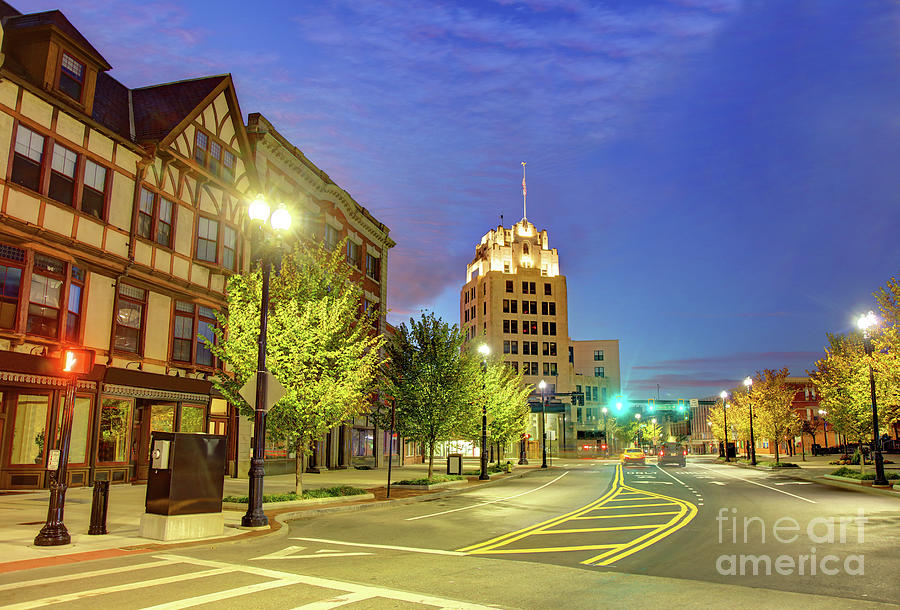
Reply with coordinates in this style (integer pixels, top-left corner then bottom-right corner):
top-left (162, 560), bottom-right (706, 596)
top-left (29, 0), bottom-right (900, 399)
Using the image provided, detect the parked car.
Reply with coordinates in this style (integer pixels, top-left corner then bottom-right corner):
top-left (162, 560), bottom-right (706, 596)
top-left (621, 447), bottom-right (646, 466)
top-left (658, 442), bottom-right (686, 466)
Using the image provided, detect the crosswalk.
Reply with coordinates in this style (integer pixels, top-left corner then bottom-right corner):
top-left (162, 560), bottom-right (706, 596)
top-left (0, 553), bottom-right (491, 609)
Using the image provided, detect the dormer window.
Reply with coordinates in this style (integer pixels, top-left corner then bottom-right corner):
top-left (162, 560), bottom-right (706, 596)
top-left (59, 52), bottom-right (85, 102)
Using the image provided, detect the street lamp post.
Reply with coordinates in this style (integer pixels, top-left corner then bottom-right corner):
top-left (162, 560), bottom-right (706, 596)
top-left (634, 412), bottom-right (642, 447)
top-left (818, 410), bottom-right (828, 450)
top-left (34, 348), bottom-right (94, 546)
top-left (601, 407), bottom-right (608, 457)
top-left (744, 377), bottom-right (757, 466)
top-left (478, 344), bottom-right (491, 481)
top-left (242, 197), bottom-right (291, 528)
top-left (720, 390), bottom-right (730, 462)
top-left (858, 311), bottom-right (889, 486)
top-left (539, 379), bottom-right (548, 468)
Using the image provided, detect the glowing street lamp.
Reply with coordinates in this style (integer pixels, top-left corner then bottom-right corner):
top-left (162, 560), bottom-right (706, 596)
top-left (720, 390), bottom-right (730, 462)
top-left (243, 196), bottom-right (292, 528)
top-left (601, 406), bottom-right (609, 456)
top-left (478, 344), bottom-right (491, 481)
top-left (818, 409), bottom-right (829, 450)
top-left (744, 377), bottom-right (756, 466)
top-left (857, 311), bottom-right (888, 486)
top-left (539, 379), bottom-right (548, 468)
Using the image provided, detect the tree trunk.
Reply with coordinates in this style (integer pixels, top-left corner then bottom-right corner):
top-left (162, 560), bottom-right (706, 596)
top-left (773, 440), bottom-right (780, 464)
top-left (427, 444), bottom-right (434, 480)
top-left (295, 446), bottom-right (305, 495)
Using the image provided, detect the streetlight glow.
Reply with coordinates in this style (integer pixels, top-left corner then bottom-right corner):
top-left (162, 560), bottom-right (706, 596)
top-left (538, 379), bottom-right (546, 389)
top-left (857, 310), bottom-right (878, 334)
top-left (634, 413), bottom-right (641, 420)
top-left (601, 407), bottom-right (608, 414)
top-left (270, 206), bottom-right (292, 231)
top-left (478, 344), bottom-right (491, 357)
top-left (719, 390), bottom-right (727, 399)
top-left (743, 377), bottom-right (752, 388)
top-left (248, 196), bottom-right (270, 222)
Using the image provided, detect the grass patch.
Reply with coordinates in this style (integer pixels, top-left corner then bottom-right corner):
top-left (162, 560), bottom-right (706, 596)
top-left (758, 461), bottom-right (798, 468)
top-left (395, 474), bottom-right (464, 486)
top-left (830, 466), bottom-right (900, 481)
top-left (222, 485), bottom-right (368, 503)
top-left (462, 464), bottom-right (506, 475)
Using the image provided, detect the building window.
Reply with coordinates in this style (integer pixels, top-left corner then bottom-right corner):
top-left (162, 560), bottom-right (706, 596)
top-left (196, 216), bottom-right (219, 262)
top-left (544, 283), bottom-right (552, 295)
top-left (172, 301), bottom-right (195, 363)
top-left (543, 362), bottom-right (558, 376)
top-left (542, 302), bottom-right (556, 316)
top-left (223, 225), bottom-right (238, 271)
top-left (27, 254), bottom-right (65, 338)
top-left (503, 340), bottom-right (511, 354)
top-left (98, 398), bottom-right (131, 463)
top-left (502, 299), bottom-right (510, 313)
top-left (59, 52), bottom-right (86, 101)
top-left (66, 266), bottom-right (85, 342)
top-left (138, 187), bottom-right (174, 248)
top-left (193, 129), bottom-right (235, 181)
top-left (366, 254), bottom-right (380, 281)
top-left (594, 349), bottom-right (604, 361)
top-left (347, 241), bottom-right (361, 268)
top-left (595, 366), bottom-right (605, 378)
top-left (0, 244), bottom-right (25, 329)
top-left (504, 262), bottom-right (510, 273)
top-left (523, 341), bottom-right (537, 356)
top-left (114, 283), bottom-right (146, 353)
top-left (521, 281), bottom-right (536, 294)
top-left (324, 224), bottom-right (339, 250)
top-left (81, 159), bottom-right (107, 219)
top-left (510, 361), bottom-right (519, 373)
top-left (12, 125), bottom-right (45, 192)
top-left (196, 306), bottom-right (216, 367)
top-left (543, 342), bottom-right (557, 356)
top-left (525, 362), bottom-right (538, 375)
top-left (542, 321), bottom-right (557, 336)
top-left (49, 143), bottom-right (78, 205)
top-left (505, 280), bottom-right (513, 293)
top-left (10, 394), bottom-right (50, 465)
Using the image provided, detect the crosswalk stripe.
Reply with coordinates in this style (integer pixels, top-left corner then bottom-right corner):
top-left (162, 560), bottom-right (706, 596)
top-left (141, 579), bottom-right (297, 609)
top-left (0, 559), bottom-right (172, 593)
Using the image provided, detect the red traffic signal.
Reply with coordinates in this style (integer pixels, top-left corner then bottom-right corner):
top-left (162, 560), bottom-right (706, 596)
top-left (522, 433), bottom-right (532, 440)
top-left (600, 443), bottom-right (608, 450)
top-left (61, 348), bottom-right (95, 376)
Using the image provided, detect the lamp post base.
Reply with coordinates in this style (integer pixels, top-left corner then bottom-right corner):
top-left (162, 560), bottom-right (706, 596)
top-left (34, 480), bottom-right (70, 546)
top-left (242, 457), bottom-right (268, 528)
top-left (873, 451), bottom-right (889, 487)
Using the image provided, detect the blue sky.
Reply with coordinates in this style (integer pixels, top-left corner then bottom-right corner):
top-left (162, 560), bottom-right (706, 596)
top-left (29, 0), bottom-right (900, 398)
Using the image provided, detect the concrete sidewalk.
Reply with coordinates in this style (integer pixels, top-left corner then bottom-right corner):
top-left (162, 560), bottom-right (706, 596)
top-left (0, 458), bottom-right (536, 572)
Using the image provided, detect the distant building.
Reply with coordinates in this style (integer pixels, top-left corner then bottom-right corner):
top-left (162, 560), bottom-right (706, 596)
top-left (459, 216), bottom-right (621, 453)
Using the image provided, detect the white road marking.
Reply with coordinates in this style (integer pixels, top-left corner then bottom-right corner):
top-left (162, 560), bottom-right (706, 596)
top-left (293, 591), bottom-right (373, 609)
top-left (695, 464), bottom-right (817, 504)
top-left (141, 580), bottom-right (297, 609)
top-left (0, 559), bottom-right (172, 592)
top-left (5, 567), bottom-right (232, 609)
top-left (774, 481), bottom-right (814, 485)
top-left (710, 481), bottom-right (726, 486)
top-left (405, 472), bottom-right (569, 521)
top-left (291, 537), bottom-right (465, 557)
top-left (250, 545), bottom-right (371, 561)
top-left (156, 554), bottom-right (491, 608)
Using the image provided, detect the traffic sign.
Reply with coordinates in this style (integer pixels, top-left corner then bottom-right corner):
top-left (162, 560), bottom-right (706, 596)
top-left (239, 371), bottom-right (287, 411)
top-left (690, 399), bottom-right (699, 408)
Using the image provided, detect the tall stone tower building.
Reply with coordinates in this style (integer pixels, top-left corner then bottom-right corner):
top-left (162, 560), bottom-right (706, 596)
top-left (460, 214), bottom-right (621, 451)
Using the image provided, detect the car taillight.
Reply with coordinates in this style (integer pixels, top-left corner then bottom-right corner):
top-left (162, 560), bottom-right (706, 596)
top-left (683, 450), bottom-right (687, 456)
top-left (659, 451), bottom-right (664, 456)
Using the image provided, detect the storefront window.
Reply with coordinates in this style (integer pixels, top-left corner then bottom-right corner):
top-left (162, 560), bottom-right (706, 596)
top-left (351, 428), bottom-right (374, 457)
top-left (55, 396), bottom-right (91, 464)
top-left (11, 394), bottom-right (50, 464)
top-left (180, 404), bottom-right (205, 433)
top-left (149, 404), bottom-right (174, 440)
top-left (98, 398), bottom-right (130, 462)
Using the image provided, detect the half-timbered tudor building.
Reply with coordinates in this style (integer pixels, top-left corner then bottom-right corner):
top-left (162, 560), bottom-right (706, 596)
top-left (0, 5), bottom-right (256, 489)
top-left (244, 113), bottom-right (397, 472)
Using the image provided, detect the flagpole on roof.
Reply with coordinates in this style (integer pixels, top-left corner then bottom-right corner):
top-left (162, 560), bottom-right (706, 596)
top-left (521, 161), bottom-right (527, 221)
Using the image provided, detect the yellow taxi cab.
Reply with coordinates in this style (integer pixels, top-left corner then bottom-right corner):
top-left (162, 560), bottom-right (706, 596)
top-left (621, 447), bottom-right (646, 466)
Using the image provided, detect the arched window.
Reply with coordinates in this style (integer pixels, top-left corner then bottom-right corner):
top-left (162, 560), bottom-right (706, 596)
top-left (523, 243), bottom-right (529, 255)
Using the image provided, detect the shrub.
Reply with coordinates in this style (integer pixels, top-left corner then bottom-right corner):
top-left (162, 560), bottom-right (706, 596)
top-left (830, 466), bottom-right (900, 481)
top-left (395, 474), bottom-right (464, 485)
top-left (222, 485), bottom-right (367, 503)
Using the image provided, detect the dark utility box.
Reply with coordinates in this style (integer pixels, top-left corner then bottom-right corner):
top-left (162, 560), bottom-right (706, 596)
top-left (145, 432), bottom-right (225, 516)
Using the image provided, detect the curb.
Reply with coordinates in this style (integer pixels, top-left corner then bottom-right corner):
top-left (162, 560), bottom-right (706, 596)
top-left (389, 480), bottom-right (468, 491)
top-left (222, 492), bottom-right (376, 511)
top-left (0, 467), bottom-right (542, 574)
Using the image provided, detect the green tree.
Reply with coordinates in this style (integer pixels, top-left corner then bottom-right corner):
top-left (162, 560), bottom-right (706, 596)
top-left (481, 359), bottom-right (532, 465)
top-left (380, 313), bottom-right (481, 479)
top-left (641, 421), bottom-right (663, 447)
top-left (751, 368), bottom-right (800, 464)
top-left (208, 241), bottom-right (384, 493)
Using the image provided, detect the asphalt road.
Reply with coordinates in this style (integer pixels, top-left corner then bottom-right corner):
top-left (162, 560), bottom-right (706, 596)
top-left (1, 457), bottom-right (897, 608)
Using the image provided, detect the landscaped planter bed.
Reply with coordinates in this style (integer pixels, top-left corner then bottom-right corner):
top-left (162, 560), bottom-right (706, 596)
top-left (222, 492), bottom-right (375, 511)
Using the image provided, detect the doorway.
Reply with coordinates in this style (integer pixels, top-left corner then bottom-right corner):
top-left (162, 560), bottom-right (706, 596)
top-left (132, 402), bottom-right (175, 482)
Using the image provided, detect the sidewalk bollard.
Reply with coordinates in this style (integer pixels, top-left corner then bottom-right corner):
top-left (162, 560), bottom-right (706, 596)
top-left (88, 480), bottom-right (110, 535)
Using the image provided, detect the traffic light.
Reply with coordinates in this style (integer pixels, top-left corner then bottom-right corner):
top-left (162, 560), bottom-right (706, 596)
top-left (677, 399), bottom-right (686, 413)
top-left (61, 348), bottom-right (95, 376)
top-left (647, 399), bottom-right (655, 412)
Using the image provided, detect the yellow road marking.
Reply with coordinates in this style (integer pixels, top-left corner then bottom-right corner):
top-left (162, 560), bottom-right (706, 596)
top-left (588, 502), bottom-right (679, 510)
top-left (473, 544), bottom-right (621, 555)
top-left (457, 466), bottom-right (624, 553)
top-left (535, 524), bottom-right (664, 534)
top-left (570, 511), bottom-right (679, 520)
top-left (460, 465), bottom-right (697, 564)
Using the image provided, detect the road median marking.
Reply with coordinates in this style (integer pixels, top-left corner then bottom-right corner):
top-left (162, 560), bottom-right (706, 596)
top-left (459, 465), bottom-right (697, 566)
top-left (695, 464), bottom-right (817, 503)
